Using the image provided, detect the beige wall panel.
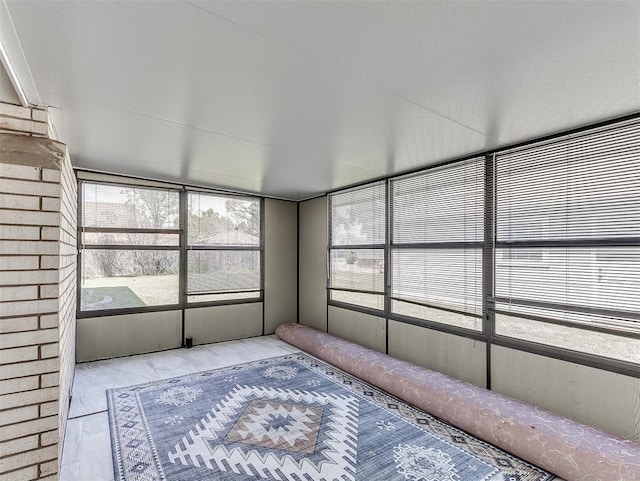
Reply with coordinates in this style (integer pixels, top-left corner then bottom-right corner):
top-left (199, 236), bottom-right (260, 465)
top-left (185, 303), bottom-right (262, 345)
top-left (298, 196), bottom-right (327, 332)
top-left (327, 306), bottom-right (386, 353)
top-left (492, 345), bottom-right (640, 441)
top-left (264, 199), bottom-right (297, 334)
top-left (388, 320), bottom-right (487, 388)
top-left (77, 310), bottom-right (181, 361)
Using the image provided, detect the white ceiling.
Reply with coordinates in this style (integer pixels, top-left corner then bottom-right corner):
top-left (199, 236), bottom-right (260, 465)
top-left (4, 1), bottom-right (640, 200)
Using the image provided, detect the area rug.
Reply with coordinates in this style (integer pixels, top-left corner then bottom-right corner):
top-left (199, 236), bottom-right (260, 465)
top-left (107, 353), bottom-right (556, 481)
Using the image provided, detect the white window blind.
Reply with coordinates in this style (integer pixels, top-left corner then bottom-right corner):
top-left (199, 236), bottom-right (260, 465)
top-left (495, 119), bottom-right (640, 338)
top-left (188, 193), bottom-right (260, 246)
top-left (390, 158), bottom-right (484, 330)
top-left (329, 182), bottom-right (385, 310)
top-left (81, 182), bottom-right (179, 230)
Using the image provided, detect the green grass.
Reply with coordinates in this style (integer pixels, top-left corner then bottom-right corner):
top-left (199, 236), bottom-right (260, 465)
top-left (81, 286), bottom-right (146, 310)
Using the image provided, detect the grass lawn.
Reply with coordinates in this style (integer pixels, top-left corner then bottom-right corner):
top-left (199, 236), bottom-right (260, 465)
top-left (81, 286), bottom-right (146, 310)
top-left (81, 274), bottom-right (179, 308)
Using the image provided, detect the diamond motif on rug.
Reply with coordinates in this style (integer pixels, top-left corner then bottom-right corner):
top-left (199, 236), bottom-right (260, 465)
top-left (167, 384), bottom-right (359, 480)
top-left (225, 399), bottom-right (323, 453)
top-left (394, 444), bottom-right (460, 481)
top-left (108, 354), bottom-right (556, 481)
top-left (263, 365), bottom-right (298, 380)
top-left (155, 386), bottom-right (202, 407)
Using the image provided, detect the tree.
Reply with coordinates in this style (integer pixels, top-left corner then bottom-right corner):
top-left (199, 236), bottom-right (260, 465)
top-left (92, 234), bottom-right (120, 277)
top-left (187, 208), bottom-right (234, 245)
top-left (225, 199), bottom-right (259, 237)
top-left (124, 188), bottom-right (179, 275)
top-left (127, 188), bottom-right (179, 229)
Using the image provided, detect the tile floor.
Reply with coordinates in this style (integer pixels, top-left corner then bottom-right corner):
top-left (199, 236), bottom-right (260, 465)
top-left (59, 335), bottom-right (299, 481)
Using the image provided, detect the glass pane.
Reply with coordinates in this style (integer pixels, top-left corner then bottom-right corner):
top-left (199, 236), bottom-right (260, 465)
top-left (188, 192), bottom-right (260, 246)
top-left (330, 290), bottom-right (384, 310)
top-left (81, 183), bottom-right (179, 229)
top-left (496, 247), bottom-right (640, 316)
top-left (81, 249), bottom-right (179, 310)
top-left (392, 249), bottom-right (482, 316)
top-left (187, 291), bottom-right (261, 303)
top-left (392, 300), bottom-right (482, 331)
top-left (392, 158), bottom-right (484, 243)
top-left (496, 124), bottom-right (640, 241)
top-left (329, 249), bottom-right (384, 293)
top-left (495, 314), bottom-right (640, 364)
top-left (330, 182), bottom-right (385, 246)
top-left (82, 232), bottom-right (179, 246)
top-left (188, 250), bottom-right (260, 294)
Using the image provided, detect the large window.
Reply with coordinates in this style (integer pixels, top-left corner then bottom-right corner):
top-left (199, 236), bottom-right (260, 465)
top-left (327, 117), bottom-right (640, 372)
top-left (79, 182), bottom-right (180, 312)
top-left (187, 192), bottom-right (261, 303)
top-left (328, 182), bottom-right (385, 310)
top-left (494, 121), bottom-right (640, 363)
top-left (390, 158), bottom-right (484, 331)
top-left (78, 181), bottom-right (262, 314)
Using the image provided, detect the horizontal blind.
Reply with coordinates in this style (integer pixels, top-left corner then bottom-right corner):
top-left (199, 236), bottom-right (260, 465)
top-left (329, 249), bottom-right (384, 293)
top-left (391, 249), bottom-right (482, 315)
top-left (80, 182), bottom-right (179, 230)
top-left (330, 182), bottom-right (385, 246)
top-left (390, 158), bottom-right (484, 326)
top-left (392, 158), bottom-right (484, 243)
top-left (188, 192), bottom-right (260, 246)
top-left (495, 119), bottom-right (640, 333)
top-left (187, 251), bottom-right (260, 294)
top-left (497, 121), bottom-right (640, 241)
top-left (328, 182), bottom-right (386, 311)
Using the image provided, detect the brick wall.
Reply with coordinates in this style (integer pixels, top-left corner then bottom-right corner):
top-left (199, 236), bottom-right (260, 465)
top-left (0, 103), bottom-right (48, 138)
top-left (56, 147), bottom-right (76, 465)
top-left (0, 101), bottom-right (77, 480)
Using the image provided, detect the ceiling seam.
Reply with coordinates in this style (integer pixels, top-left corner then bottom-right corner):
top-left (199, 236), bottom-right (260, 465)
top-left (39, 89), bottom-right (269, 148)
top-left (184, 0), bottom-right (498, 145)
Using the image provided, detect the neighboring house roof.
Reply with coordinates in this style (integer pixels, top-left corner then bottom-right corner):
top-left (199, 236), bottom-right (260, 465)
top-left (81, 202), bottom-right (136, 228)
top-left (198, 229), bottom-right (259, 246)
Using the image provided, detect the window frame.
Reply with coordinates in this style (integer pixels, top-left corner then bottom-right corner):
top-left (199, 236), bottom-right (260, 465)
top-left (389, 158), bottom-right (485, 334)
top-left (76, 180), bottom-right (264, 318)
top-left (490, 121), bottom-right (640, 373)
top-left (185, 191), bottom-right (264, 307)
top-left (327, 181), bottom-right (387, 315)
top-left (77, 180), bottom-right (182, 317)
top-left (326, 114), bottom-right (640, 379)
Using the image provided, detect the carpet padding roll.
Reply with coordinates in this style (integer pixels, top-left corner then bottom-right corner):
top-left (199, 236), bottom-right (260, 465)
top-left (276, 322), bottom-right (640, 481)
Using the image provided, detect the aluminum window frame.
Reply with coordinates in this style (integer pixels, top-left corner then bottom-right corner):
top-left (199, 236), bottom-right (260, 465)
top-left (388, 157), bottom-right (485, 334)
top-left (185, 191), bottom-right (264, 307)
top-left (325, 113), bottom-right (640, 379)
top-left (327, 181), bottom-right (387, 313)
top-left (76, 180), bottom-right (265, 318)
top-left (76, 180), bottom-right (182, 318)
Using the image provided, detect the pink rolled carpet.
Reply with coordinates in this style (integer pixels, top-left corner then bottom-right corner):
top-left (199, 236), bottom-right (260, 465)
top-left (276, 322), bottom-right (640, 481)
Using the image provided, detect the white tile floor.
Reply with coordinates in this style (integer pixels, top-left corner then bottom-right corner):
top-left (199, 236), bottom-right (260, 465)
top-left (59, 335), bottom-right (299, 481)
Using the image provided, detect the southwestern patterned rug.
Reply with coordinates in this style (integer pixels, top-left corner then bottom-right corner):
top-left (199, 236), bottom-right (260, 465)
top-left (107, 353), bottom-right (556, 481)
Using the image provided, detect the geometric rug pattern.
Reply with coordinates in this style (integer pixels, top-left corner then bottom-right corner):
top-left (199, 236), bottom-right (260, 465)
top-left (107, 353), bottom-right (557, 481)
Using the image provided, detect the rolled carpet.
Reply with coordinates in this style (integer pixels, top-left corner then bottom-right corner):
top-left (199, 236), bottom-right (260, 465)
top-left (276, 322), bottom-right (640, 481)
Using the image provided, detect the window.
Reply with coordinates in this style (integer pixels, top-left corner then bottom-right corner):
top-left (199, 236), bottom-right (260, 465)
top-left (78, 181), bottom-right (263, 314)
top-left (390, 158), bottom-right (484, 331)
top-left (327, 117), bottom-right (640, 373)
top-left (328, 182), bottom-right (385, 310)
top-left (187, 192), bottom-right (262, 303)
top-left (79, 182), bottom-right (180, 312)
top-left (494, 120), bottom-right (640, 363)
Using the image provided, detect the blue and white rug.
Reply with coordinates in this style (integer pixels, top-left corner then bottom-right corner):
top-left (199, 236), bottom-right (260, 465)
top-left (107, 353), bottom-right (556, 481)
